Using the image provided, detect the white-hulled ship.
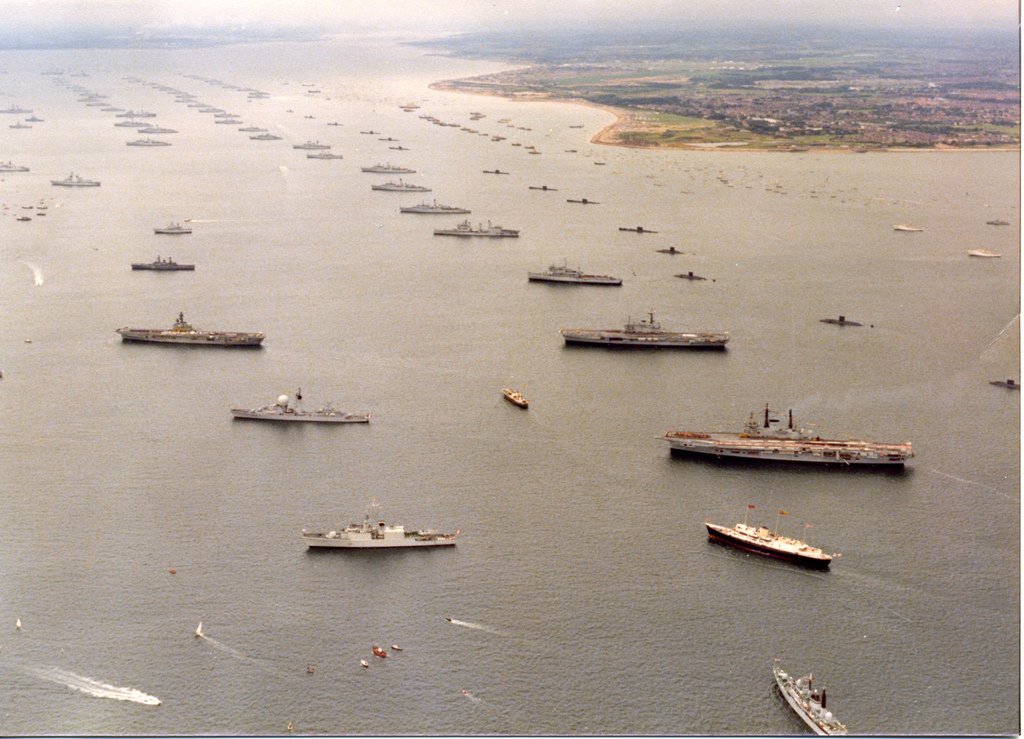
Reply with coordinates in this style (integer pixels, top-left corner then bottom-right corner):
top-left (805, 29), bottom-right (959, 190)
top-left (663, 405), bottom-right (914, 466)
top-left (705, 506), bottom-right (832, 568)
top-left (561, 310), bottom-right (727, 348)
top-left (131, 256), bottom-right (194, 271)
top-left (773, 663), bottom-right (847, 735)
top-left (361, 163), bottom-right (415, 173)
top-left (301, 502), bottom-right (459, 549)
top-left (434, 219), bottom-right (519, 237)
top-left (372, 179), bottom-right (430, 192)
top-left (116, 312), bottom-right (264, 347)
top-left (154, 222), bottom-right (192, 234)
top-left (232, 390), bottom-right (369, 423)
top-left (528, 262), bottom-right (622, 285)
top-left (51, 172), bottom-right (100, 187)
top-left (400, 200), bottom-right (470, 214)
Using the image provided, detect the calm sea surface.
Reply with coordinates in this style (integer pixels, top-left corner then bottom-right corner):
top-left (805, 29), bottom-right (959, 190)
top-left (0, 35), bottom-right (1019, 736)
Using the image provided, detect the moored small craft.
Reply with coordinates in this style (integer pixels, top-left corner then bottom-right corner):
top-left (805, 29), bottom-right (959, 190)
top-left (967, 248), bottom-right (1001, 258)
top-left (706, 505), bottom-right (832, 568)
top-left (893, 223), bottom-right (923, 232)
top-left (51, 171), bottom-right (100, 187)
top-left (131, 256), bottom-right (194, 271)
top-left (561, 310), bottom-right (727, 348)
top-left (301, 501), bottom-right (459, 549)
top-left (663, 405), bottom-right (914, 466)
top-left (502, 388), bottom-right (529, 408)
top-left (773, 663), bottom-right (847, 735)
top-left (231, 390), bottom-right (369, 423)
top-left (434, 219), bottom-right (518, 237)
top-left (154, 222), bottom-right (192, 234)
top-left (116, 312), bottom-right (264, 347)
top-left (528, 261), bottom-right (621, 285)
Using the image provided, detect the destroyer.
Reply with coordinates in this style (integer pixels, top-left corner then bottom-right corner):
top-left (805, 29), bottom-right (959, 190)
top-left (561, 310), bottom-right (727, 348)
top-left (400, 200), bottom-right (470, 214)
top-left (116, 312), bottom-right (263, 347)
top-left (154, 222), bottom-right (192, 234)
top-left (131, 256), bottom-right (194, 271)
top-left (528, 262), bottom-right (621, 285)
top-left (301, 501), bottom-right (459, 549)
top-left (372, 179), bottom-right (430, 192)
top-left (434, 219), bottom-right (519, 237)
top-left (232, 390), bottom-right (369, 423)
top-left (663, 405), bottom-right (913, 466)
top-left (706, 505), bottom-right (832, 568)
top-left (51, 172), bottom-right (100, 187)
top-left (773, 663), bottom-right (847, 735)
top-left (361, 163), bottom-right (415, 174)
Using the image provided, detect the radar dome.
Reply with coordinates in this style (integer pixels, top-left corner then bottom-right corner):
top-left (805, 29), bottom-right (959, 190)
top-left (277, 394), bottom-right (289, 405)
top-left (823, 711), bottom-right (833, 721)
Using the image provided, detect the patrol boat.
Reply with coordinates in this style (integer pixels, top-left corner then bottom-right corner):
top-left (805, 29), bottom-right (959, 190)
top-left (154, 222), bottom-right (192, 234)
top-left (116, 312), bottom-right (264, 347)
top-left (51, 172), bottom-right (100, 187)
top-left (361, 163), bottom-right (415, 174)
top-left (399, 200), bottom-right (470, 214)
top-left (433, 219), bottom-right (519, 237)
top-left (528, 262), bottom-right (621, 285)
top-left (705, 505), bottom-right (832, 568)
top-left (301, 501), bottom-right (459, 549)
top-left (663, 405), bottom-right (914, 466)
top-left (232, 390), bottom-right (369, 423)
top-left (131, 256), bottom-right (194, 271)
top-left (773, 663), bottom-right (847, 735)
top-left (561, 310), bottom-right (727, 348)
top-left (372, 179), bottom-right (430, 192)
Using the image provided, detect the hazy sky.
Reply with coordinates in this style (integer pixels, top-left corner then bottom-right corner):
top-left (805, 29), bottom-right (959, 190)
top-left (1, 0), bottom-right (1019, 36)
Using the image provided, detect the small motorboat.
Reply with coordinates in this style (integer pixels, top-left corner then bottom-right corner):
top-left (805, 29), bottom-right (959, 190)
top-left (194, 622), bottom-right (203, 637)
top-left (360, 659), bottom-right (369, 668)
top-left (372, 646), bottom-right (387, 658)
top-left (502, 388), bottom-right (529, 408)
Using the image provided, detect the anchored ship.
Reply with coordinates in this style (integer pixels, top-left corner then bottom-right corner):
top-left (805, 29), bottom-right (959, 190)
top-left (51, 172), bottom-right (100, 187)
top-left (773, 663), bottom-right (847, 735)
top-left (361, 163), bottom-right (415, 173)
top-left (0, 161), bottom-right (29, 172)
top-left (301, 501), bottom-right (459, 549)
top-left (706, 505), bottom-right (832, 568)
top-left (293, 140), bottom-right (330, 150)
top-left (307, 152), bottom-right (344, 159)
top-left (400, 200), bottom-right (470, 214)
top-left (232, 390), bottom-right (369, 423)
top-left (250, 133), bottom-right (282, 140)
top-left (127, 138), bottom-right (171, 147)
top-left (663, 405), bottom-right (914, 466)
top-left (434, 219), bottom-right (519, 237)
top-left (154, 222), bottom-right (192, 234)
top-left (528, 262), bottom-right (621, 285)
top-left (116, 312), bottom-right (264, 347)
top-left (561, 310), bottom-right (727, 348)
top-left (372, 179), bottom-right (430, 192)
top-left (131, 256), bottom-right (194, 271)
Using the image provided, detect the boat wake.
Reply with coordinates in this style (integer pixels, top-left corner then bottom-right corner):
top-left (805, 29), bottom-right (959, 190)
top-left (23, 262), bottom-right (43, 286)
top-left (445, 618), bottom-right (505, 636)
top-left (196, 632), bottom-right (248, 661)
top-left (26, 666), bottom-right (160, 705)
top-left (461, 689), bottom-right (482, 703)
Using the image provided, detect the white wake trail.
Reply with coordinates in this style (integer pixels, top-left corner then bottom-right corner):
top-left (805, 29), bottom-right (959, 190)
top-left (446, 618), bottom-right (505, 636)
top-left (23, 262), bottom-right (43, 285)
top-left (27, 666), bottom-right (160, 705)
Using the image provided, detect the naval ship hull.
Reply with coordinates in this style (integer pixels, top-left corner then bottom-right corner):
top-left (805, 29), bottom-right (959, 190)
top-left (117, 330), bottom-right (263, 347)
top-left (301, 533), bottom-right (458, 549)
top-left (528, 274), bottom-right (622, 286)
top-left (231, 409), bottom-right (368, 423)
top-left (665, 435), bottom-right (910, 466)
top-left (705, 524), bottom-right (830, 568)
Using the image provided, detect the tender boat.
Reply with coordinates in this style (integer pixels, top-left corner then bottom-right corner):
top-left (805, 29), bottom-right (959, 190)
top-left (773, 663), bottom-right (847, 735)
top-left (502, 388), bottom-right (529, 408)
top-left (231, 391), bottom-right (369, 423)
top-left (301, 501), bottom-right (459, 549)
top-left (705, 505), bottom-right (832, 568)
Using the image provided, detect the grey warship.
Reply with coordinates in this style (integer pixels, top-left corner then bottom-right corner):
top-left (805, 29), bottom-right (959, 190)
top-left (232, 390), bottom-right (369, 423)
top-left (116, 312), bottom-right (263, 347)
top-left (400, 200), bottom-right (470, 214)
top-left (773, 663), bottom-right (847, 735)
top-left (131, 256), bottom-right (194, 271)
top-left (561, 310), bottom-right (727, 348)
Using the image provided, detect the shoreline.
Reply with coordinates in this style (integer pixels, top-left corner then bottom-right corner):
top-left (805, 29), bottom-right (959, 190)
top-left (429, 79), bottom-right (1020, 154)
